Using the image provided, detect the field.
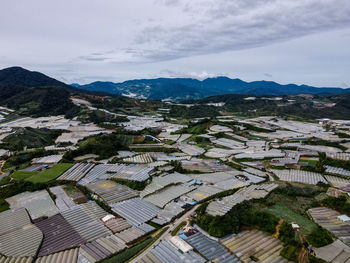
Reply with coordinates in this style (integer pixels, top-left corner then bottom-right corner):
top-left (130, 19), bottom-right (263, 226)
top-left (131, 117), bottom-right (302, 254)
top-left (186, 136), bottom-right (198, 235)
top-left (26, 163), bottom-right (73, 183)
top-left (11, 171), bottom-right (38, 180)
top-left (264, 202), bottom-right (317, 234)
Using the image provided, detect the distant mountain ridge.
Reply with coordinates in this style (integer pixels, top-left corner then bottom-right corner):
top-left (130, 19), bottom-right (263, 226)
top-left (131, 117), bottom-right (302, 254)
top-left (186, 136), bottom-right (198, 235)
top-left (1, 67), bottom-right (349, 102)
top-left (76, 77), bottom-right (350, 101)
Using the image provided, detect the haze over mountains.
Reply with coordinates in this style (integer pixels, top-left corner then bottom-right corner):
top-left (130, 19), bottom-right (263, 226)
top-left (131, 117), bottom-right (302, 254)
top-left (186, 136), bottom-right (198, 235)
top-left (1, 67), bottom-right (350, 102)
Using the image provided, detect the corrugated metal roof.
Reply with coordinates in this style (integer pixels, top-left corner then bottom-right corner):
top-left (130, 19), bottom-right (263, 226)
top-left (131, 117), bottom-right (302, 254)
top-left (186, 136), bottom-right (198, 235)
top-left (35, 214), bottom-right (86, 257)
top-left (78, 164), bottom-right (124, 186)
top-left (0, 223), bottom-right (43, 258)
top-left (0, 208), bottom-right (43, 258)
top-left (140, 172), bottom-right (191, 198)
top-left (49, 186), bottom-right (77, 212)
top-left (144, 185), bottom-right (196, 208)
top-left (271, 169), bottom-right (327, 185)
top-left (206, 183), bottom-right (277, 216)
top-left (78, 234), bottom-right (126, 263)
top-left (221, 229), bottom-right (289, 262)
top-left (137, 240), bottom-right (205, 263)
top-left (0, 208), bottom-right (31, 236)
top-left (58, 163), bottom-right (95, 181)
top-left (104, 217), bottom-right (132, 233)
top-left (123, 153), bottom-right (153, 164)
top-left (114, 227), bottom-right (145, 244)
top-left (61, 202), bottom-right (111, 242)
top-left (5, 190), bottom-right (59, 220)
top-left (0, 255), bottom-right (33, 263)
top-left (111, 198), bottom-right (160, 226)
top-left (309, 207), bottom-right (350, 247)
top-left (112, 165), bottom-right (153, 182)
top-left (186, 232), bottom-right (239, 262)
top-left (35, 248), bottom-right (79, 263)
top-left (86, 180), bottom-right (138, 205)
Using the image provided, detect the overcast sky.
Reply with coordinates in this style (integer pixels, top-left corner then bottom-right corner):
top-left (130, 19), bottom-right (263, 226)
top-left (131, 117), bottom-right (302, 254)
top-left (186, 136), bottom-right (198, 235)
top-left (1, 0), bottom-right (350, 87)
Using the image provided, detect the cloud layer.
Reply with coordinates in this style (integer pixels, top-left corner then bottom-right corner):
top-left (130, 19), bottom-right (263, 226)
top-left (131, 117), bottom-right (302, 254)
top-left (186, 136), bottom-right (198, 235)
top-left (0, 0), bottom-right (349, 86)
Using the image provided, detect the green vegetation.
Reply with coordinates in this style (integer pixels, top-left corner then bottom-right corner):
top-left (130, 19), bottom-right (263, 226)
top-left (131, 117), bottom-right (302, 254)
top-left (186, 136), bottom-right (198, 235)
top-left (11, 171), bottom-right (38, 180)
top-left (277, 222), bottom-right (301, 262)
top-left (305, 139), bottom-right (347, 152)
top-left (0, 127), bottom-right (62, 151)
top-left (0, 199), bottom-right (9, 212)
top-left (87, 110), bottom-right (129, 125)
top-left (188, 93), bottom-right (350, 120)
top-left (280, 244), bottom-right (299, 262)
top-left (307, 226), bottom-right (333, 248)
top-left (62, 133), bottom-right (132, 161)
top-left (224, 161), bottom-right (243, 171)
top-left (196, 201), bottom-right (279, 237)
top-left (336, 132), bottom-right (350, 139)
top-left (169, 105), bottom-right (219, 119)
top-left (171, 221), bottom-right (186, 236)
top-left (101, 227), bottom-right (169, 263)
top-left (278, 222), bottom-right (296, 245)
top-left (318, 195), bottom-right (350, 215)
top-left (26, 163), bottom-right (73, 183)
top-left (3, 149), bottom-right (56, 172)
top-left (63, 185), bottom-right (80, 195)
top-left (175, 119), bottom-right (212, 134)
top-left (264, 203), bottom-right (317, 234)
top-left (1, 86), bottom-right (78, 117)
top-left (112, 179), bottom-right (148, 191)
top-left (324, 157), bottom-right (350, 170)
top-left (0, 175), bottom-right (11, 186)
top-left (75, 184), bottom-right (115, 214)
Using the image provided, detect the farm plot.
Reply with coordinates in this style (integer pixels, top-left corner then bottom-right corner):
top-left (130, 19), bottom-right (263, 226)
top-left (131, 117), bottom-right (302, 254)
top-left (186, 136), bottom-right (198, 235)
top-left (265, 203), bottom-right (317, 234)
top-left (26, 163), bottom-right (74, 183)
top-left (11, 171), bottom-right (38, 180)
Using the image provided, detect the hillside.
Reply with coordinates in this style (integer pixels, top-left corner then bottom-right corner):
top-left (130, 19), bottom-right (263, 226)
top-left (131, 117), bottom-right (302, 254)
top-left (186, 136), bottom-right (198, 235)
top-left (0, 127), bottom-right (62, 151)
top-left (0, 66), bottom-right (70, 89)
top-left (184, 93), bottom-right (350, 119)
top-left (0, 66), bottom-right (109, 95)
top-left (0, 86), bottom-right (78, 117)
top-left (0, 67), bottom-right (96, 117)
top-left (77, 77), bottom-right (350, 101)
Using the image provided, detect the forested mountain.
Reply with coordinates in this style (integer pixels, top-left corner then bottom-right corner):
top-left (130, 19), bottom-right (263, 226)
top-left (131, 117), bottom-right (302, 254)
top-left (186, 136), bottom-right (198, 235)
top-left (0, 66), bottom-right (70, 89)
top-left (0, 67), bottom-right (79, 116)
top-left (77, 76), bottom-right (350, 101)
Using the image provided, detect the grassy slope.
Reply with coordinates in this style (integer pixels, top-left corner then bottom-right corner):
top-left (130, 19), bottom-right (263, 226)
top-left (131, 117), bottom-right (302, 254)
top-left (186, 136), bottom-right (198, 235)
top-left (26, 163), bottom-right (73, 183)
top-left (264, 202), bottom-right (317, 234)
top-left (11, 171), bottom-right (38, 180)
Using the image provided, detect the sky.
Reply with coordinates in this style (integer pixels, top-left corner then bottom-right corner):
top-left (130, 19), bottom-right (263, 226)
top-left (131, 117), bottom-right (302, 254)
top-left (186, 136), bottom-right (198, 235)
top-left (0, 0), bottom-right (350, 87)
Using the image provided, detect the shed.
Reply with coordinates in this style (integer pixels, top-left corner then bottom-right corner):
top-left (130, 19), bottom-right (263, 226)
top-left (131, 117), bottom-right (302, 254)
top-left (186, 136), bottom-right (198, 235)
top-left (338, 215), bottom-right (350, 222)
top-left (170, 236), bottom-right (193, 253)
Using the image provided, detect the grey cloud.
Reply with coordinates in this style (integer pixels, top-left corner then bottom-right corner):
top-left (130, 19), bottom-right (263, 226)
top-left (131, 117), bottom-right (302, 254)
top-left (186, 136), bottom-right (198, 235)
top-left (78, 55), bottom-right (111, 62)
top-left (159, 69), bottom-right (220, 79)
top-left (134, 0), bottom-right (350, 62)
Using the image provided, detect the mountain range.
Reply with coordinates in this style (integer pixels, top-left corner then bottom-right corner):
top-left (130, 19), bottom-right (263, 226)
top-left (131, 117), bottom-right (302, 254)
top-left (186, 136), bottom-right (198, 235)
top-left (1, 66), bottom-right (350, 101)
top-left (76, 77), bottom-right (350, 101)
top-left (0, 66), bottom-right (350, 119)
